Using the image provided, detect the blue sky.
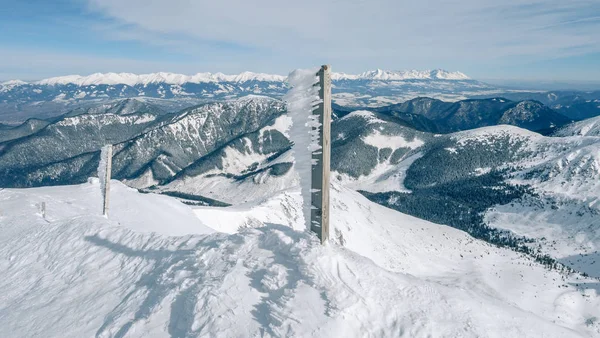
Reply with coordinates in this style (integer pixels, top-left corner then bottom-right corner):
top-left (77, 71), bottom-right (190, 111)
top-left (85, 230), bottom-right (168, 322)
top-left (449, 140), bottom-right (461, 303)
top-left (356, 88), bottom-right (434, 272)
top-left (1, 0), bottom-right (599, 83)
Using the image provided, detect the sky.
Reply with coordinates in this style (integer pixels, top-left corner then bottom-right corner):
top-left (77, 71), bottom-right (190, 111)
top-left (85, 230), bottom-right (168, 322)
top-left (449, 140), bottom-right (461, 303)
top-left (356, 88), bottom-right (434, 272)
top-left (1, 0), bottom-right (599, 83)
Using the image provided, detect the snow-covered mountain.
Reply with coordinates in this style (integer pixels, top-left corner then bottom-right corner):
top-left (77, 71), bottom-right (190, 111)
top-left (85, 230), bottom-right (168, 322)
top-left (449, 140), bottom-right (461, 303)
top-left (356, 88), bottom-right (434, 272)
top-left (554, 114), bottom-right (600, 136)
top-left (370, 97), bottom-right (573, 133)
top-left (3, 70), bottom-right (600, 124)
top-left (0, 97), bottom-right (286, 189)
top-left (336, 110), bottom-right (600, 277)
top-left (331, 68), bottom-right (470, 81)
top-left (5, 69), bottom-right (469, 87)
top-left (475, 92), bottom-right (600, 121)
top-left (0, 180), bottom-right (598, 337)
top-left (33, 71), bottom-right (287, 86)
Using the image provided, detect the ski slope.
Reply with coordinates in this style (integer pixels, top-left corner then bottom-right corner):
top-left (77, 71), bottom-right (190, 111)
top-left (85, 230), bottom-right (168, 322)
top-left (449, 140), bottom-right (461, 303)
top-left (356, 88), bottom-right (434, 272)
top-left (0, 180), bottom-right (599, 337)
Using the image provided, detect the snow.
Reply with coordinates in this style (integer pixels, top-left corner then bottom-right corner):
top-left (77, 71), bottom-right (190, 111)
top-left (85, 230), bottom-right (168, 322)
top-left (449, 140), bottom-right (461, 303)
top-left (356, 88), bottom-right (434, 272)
top-left (132, 114), bottom-right (155, 124)
top-left (0, 79), bottom-right (27, 92)
top-left (33, 72), bottom-right (287, 86)
top-left (434, 125), bottom-right (600, 278)
top-left (55, 113), bottom-right (157, 127)
top-left (452, 124), bottom-right (540, 146)
top-left (331, 69), bottom-right (470, 81)
top-left (52, 93), bottom-right (67, 102)
top-left (474, 167), bottom-right (492, 176)
top-left (220, 142), bottom-right (270, 176)
top-left (73, 91), bottom-right (87, 99)
top-left (485, 196), bottom-right (600, 278)
top-left (336, 152), bottom-right (423, 193)
top-left (0, 180), bottom-right (213, 236)
top-left (556, 116), bottom-right (600, 137)
top-left (1, 181), bottom-right (598, 337)
top-left (284, 67), bottom-right (321, 231)
top-left (1, 79), bottom-right (27, 86)
top-left (340, 110), bottom-right (387, 124)
top-left (260, 114), bottom-right (292, 139)
top-left (362, 130), bottom-right (424, 150)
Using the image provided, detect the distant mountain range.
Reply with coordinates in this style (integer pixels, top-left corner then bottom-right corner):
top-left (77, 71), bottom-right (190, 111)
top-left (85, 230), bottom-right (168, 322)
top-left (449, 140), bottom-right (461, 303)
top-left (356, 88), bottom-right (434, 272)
top-left (331, 69), bottom-right (470, 80)
top-left (0, 69), bottom-right (494, 122)
top-left (2, 69), bottom-right (470, 86)
top-left (3, 69), bottom-right (600, 124)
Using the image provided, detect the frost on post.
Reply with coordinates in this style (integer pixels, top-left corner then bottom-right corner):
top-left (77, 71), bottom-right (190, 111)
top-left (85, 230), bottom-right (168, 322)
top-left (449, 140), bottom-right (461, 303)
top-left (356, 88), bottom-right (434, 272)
top-left (284, 68), bottom-right (322, 231)
top-left (98, 144), bottom-right (113, 216)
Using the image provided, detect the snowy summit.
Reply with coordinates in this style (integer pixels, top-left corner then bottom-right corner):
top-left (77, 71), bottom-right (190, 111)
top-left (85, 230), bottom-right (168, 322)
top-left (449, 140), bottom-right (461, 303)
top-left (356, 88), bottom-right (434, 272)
top-left (330, 69), bottom-right (470, 81)
top-left (33, 71), bottom-right (288, 86)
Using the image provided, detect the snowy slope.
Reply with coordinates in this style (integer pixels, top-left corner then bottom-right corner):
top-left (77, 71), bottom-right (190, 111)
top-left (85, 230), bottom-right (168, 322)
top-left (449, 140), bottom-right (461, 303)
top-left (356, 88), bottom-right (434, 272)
top-left (196, 183), bottom-right (600, 334)
top-left (1, 180), bottom-right (599, 337)
top-left (555, 115), bottom-right (600, 137)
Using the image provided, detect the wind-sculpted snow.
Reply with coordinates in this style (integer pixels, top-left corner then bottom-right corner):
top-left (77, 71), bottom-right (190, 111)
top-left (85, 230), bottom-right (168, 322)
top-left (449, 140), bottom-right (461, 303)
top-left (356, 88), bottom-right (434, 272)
top-left (0, 181), bottom-right (598, 337)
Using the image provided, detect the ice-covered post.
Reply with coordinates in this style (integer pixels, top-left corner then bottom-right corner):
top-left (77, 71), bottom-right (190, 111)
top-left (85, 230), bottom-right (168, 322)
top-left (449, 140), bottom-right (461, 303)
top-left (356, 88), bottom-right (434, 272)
top-left (311, 65), bottom-right (331, 244)
top-left (285, 65), bottom-right (332, 244)
top-left (98, 144), bottom-right (113, 217)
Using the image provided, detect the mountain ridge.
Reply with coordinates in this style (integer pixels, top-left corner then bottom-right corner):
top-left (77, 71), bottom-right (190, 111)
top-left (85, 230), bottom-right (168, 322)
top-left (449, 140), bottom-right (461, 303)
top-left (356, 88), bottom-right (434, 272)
top-left (371, 97), bottom-right (573, 133)
top-left (1, 69), bottom-right (471, 87)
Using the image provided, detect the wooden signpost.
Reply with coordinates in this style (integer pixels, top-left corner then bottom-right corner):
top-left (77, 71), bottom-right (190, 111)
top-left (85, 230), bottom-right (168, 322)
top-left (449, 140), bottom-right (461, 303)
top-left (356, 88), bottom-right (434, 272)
top-left (311, 65), bottom-right (332, 244)
top-left (101, 145), bottom-right (113, 217)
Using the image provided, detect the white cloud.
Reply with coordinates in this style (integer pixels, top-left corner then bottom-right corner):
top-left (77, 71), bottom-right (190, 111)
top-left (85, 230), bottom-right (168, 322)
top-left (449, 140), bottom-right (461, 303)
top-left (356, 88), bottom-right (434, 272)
top-left (2, 0), bottom-right (600, 81)
top-left (83, 0), bottom-right (600, 65)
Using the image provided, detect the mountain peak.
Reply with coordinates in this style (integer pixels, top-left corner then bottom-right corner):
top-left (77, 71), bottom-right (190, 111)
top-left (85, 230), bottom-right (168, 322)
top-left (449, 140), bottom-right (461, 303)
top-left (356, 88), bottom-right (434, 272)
top-left (331, 69), bottom-right (470, 81)
top-left (29, 72), bottom-right (287, 86)
top-left (0, 79), bottom-right (28, 92)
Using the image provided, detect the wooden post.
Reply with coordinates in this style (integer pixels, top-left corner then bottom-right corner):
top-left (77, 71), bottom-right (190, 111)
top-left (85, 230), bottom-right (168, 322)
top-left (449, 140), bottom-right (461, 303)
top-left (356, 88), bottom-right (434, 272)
top-left (102, 145), bottom-right (113, 217)
top-left (311, 65), bottom-right (332, 244)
